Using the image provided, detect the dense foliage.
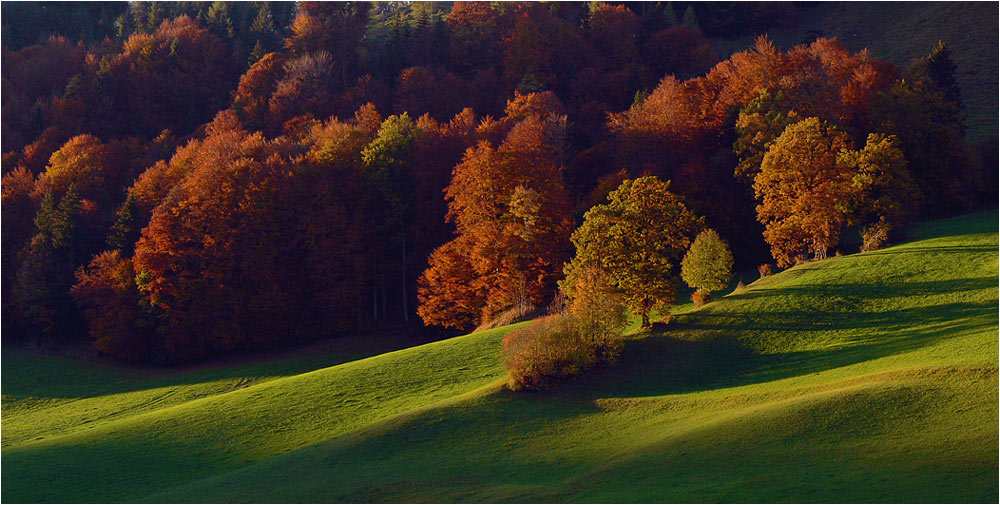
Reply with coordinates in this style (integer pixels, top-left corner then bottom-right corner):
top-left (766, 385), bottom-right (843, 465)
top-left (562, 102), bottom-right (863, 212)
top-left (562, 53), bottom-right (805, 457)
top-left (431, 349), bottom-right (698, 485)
top-left (1, 2), bottom-right (990, 362)
top-left (562, 176), bottom-right (701, 328)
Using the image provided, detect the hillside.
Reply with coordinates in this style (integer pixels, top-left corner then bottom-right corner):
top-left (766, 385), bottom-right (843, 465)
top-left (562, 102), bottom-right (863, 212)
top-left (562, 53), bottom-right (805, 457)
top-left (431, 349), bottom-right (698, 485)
top-left (2, 210), bottom-right (997, 502)
top-left (709, 1), bottom-right (999, 142)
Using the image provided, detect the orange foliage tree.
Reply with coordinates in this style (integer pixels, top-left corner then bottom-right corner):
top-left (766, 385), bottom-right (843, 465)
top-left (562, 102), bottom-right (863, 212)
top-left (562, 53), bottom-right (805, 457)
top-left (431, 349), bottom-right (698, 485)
top-left (754, 117), bottom-right (854, 266)
top-left (418, 93), bottom-right (573, 330)
top-left (133, 112), bottom-right (305, 359)
top-left (72, 251), bottom-right (157, 362)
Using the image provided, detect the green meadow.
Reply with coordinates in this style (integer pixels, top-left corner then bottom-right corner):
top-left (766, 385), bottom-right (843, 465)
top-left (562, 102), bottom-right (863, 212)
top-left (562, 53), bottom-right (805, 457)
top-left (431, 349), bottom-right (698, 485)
top-left (3, 210), bottom-right (997, 503)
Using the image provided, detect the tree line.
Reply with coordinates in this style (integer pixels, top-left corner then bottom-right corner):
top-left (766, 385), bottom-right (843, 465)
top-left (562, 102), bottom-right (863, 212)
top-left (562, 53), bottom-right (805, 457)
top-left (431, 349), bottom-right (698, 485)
top-left (1, 2), bottom-right (992, 363)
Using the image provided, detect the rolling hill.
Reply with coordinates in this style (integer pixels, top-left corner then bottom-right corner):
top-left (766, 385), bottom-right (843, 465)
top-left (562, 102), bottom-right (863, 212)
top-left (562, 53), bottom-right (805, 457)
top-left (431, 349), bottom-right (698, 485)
top-left (2, 209), bottom-right (997, 502)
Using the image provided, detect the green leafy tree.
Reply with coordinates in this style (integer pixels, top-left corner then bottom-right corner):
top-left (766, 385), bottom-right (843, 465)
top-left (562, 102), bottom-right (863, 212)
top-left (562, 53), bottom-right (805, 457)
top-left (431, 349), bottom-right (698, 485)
top-left (563, 176), bottom-right (701, 328)
top-left (838, 133), bottom-right (918, 250)
top-left (733, 89), bottom-right (802, 186)
top-left (362, 113), bottom-right (418, 320)
top-left (681, 229), bottom-right (734, 302)
top-left (682, 5), bottom-right (699, 28)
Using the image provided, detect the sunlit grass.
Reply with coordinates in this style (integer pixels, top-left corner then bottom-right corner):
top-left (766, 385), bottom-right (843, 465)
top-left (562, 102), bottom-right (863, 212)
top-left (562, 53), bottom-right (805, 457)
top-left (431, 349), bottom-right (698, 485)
top-left (2, 210), bottom-right (996, 502)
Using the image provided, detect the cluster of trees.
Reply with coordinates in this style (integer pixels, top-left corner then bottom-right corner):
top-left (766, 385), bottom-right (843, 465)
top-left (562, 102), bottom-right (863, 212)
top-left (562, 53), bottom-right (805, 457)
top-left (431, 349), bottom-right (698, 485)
top-left (2, 2), bottom-right (991, 363)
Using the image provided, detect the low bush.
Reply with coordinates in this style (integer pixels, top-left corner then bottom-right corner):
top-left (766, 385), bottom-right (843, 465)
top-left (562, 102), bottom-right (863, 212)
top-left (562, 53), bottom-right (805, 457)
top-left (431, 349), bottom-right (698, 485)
top-left (502, 314), bottom-right (597, 391)
top-left (691, 289), bottom-right (711, 307)
top-left (758, 263), bottom-right (773, 277)
top-left (503, 266), bottom-right (626, 391)
top-left (861, 218), bottom-right (892, 252)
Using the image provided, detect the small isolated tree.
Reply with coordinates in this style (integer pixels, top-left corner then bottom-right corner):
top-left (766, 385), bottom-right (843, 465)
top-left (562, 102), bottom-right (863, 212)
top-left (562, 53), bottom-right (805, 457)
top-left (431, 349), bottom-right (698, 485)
top-left (681, 229), bottom-right (734, 305)
top-left (563, 176), bottom-right (701, 328)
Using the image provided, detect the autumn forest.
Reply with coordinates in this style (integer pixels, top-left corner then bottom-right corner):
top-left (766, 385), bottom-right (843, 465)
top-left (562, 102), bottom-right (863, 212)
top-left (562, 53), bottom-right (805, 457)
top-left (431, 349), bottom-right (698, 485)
top-left (2, 1), bottom-right (995, 365)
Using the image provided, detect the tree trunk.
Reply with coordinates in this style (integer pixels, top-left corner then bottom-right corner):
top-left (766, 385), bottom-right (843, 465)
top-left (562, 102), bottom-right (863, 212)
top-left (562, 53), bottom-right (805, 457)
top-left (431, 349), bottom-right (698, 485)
top-left (814, 245), bottom-right (827, 261)
top-left (401, 219), bottom-right (408, 322)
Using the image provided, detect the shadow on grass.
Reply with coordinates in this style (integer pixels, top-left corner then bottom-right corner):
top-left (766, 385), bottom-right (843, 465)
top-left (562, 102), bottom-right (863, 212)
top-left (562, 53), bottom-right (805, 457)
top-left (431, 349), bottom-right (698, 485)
top-left (724, 277), bottom-right (996, 304)
top-left (1, 332), bottom-right (436, 401)
top-left (858, 245), bottom-right (998, 256)
top-left (561, 274), bottom-right (997, 401)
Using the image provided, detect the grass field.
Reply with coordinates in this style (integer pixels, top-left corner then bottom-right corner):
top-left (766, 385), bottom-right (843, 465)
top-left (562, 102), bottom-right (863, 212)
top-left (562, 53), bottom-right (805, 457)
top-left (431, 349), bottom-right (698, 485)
top-left (2, 210), bottom-right (997, 502)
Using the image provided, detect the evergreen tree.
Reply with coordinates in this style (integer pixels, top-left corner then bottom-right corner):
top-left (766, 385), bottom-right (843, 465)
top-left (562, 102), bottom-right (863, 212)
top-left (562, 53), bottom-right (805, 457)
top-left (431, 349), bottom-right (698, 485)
top-left (18, 188), bottom-right (85, 339)
top-left (927, 41), bottom-right (962, 111)
top-left (206, 1), bottom-right (235, 40)
top-left (663, 2), bottom-right (679, 27)
top-left (146, 1), bottom-right (163, 32)
top-left (107, 192), bottom-right (141, 256)
top-left (249, 39), bottom-right (267, 66)
top-left (682, 5), bottom-right (699, 28)
top-left (923, 40), bottom-right (964, 134)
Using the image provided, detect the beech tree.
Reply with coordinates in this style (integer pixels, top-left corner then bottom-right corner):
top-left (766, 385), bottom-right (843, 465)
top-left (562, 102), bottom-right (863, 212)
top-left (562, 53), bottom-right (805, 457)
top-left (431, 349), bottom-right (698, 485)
top-left (563, 176), bottom-right (701, 328)
top-left (416, 238), bottom-right (484, 330)
top-left (72, 250), bottom-right (156, 362)
top-left (754, 117), bottom-right (853, 267)
top-left (133, 113), bottom-right (304, 359)
top-left (362, 113), bottom-right (418, 321)
top-left (418, 94), bottom-right (573, 329)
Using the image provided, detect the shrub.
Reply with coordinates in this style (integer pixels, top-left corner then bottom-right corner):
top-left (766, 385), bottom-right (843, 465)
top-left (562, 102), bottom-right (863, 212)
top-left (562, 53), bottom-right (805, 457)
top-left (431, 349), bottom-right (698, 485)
top-left (691, 289), bottom-right (711, 307)
top-left (503, 266), bottom-right (627, 391)
top-left (861, 217), bottom-right (892, 252)
top-left (502, 314), bottom-right (596, 391)
top-left (758, 263), bottom-right (773, 277)
top-left (735, 279), bottom-right (746, 291)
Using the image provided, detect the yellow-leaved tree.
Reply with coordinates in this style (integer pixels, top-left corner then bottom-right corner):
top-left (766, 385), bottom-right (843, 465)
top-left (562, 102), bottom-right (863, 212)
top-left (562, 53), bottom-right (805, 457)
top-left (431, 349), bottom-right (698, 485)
top-left (754, 117), bottom-right (853, 267)
top-left (562, 176), bottom-right (701, 328)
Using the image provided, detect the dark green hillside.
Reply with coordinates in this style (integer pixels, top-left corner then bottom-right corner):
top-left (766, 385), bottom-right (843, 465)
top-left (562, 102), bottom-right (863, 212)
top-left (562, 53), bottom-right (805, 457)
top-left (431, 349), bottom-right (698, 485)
top-left (710, 1), bottom-right (999, 141)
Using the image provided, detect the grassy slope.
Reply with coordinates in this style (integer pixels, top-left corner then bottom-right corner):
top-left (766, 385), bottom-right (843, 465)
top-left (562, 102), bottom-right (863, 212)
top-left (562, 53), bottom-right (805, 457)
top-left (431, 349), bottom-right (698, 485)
top-left (709, 2), bottom-right (999, 142)
top-left (2, 210), bottom-right (997, 502)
